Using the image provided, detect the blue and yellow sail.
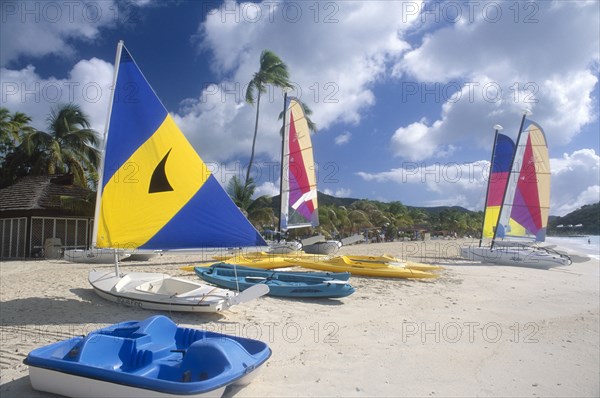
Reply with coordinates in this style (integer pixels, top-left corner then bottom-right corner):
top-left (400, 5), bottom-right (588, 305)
top-left (482, 133), bottom-right (514, 238)
top-left (94, 42), bottom-right (266, 249)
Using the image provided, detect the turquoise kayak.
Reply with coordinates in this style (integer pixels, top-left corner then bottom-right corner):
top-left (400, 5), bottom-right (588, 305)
top-left (195, 263), bottom-right (355, 298)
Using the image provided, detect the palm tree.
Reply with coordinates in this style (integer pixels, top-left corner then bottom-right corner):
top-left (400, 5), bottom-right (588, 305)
top-left (227, 175), bottom-right (256, 211)
top-left (0, 108), bottom-right (35, 187)
top-left (0, 107), bottom-right (34, 145)
top-left (16, 103), bottom-right (100, 187)
top-left (227, 176), bottom-right (277, 230)
top-left (277, 99), bottom-right (318, 135)
top-left (245, 50), bottom-right (292, 183)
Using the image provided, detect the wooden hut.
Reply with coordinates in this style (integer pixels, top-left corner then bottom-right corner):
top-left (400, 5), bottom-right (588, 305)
top-left (0, 175), bottom-right (94, 259)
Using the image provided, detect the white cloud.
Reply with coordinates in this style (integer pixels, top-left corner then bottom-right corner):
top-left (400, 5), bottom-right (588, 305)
top-left (550, 149), bottom-right (600, 216)
top-left (357, 161), bottom-right (488, 209)
top-left (183, 0), bottom-right (422, 163)
top-left (334, 131), bottom-right (351, 145)
top-left (172, 83), bottom-right (262, 164)
top-left (324, 188), bottom-right (352, 198)
top-left (254, 181), bottom-right (279, 199)
top-left (357, 148), bottom-right (600, 216)
top-left (1, 58), bottom-right (114, 134)
top-left (390, 1), bottom-right (599, 160)
top-left (0, 1), bottom-right (161, 68)
top-left (0, 1), bottom-right (119, 67)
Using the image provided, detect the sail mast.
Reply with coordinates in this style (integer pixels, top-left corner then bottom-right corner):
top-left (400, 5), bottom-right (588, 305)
top-left (491, 110), bottom-right (530, 249)
top-left (92, 40), bottom-right (123, 249)
top-left (479, 124), bottom-right (503, 247)
top-left (277, 91), bottom-right (288, 242)
top-left (92, 40), bottom-right (124, 275)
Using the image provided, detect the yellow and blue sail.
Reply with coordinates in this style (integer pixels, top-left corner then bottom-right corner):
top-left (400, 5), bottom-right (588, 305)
top-left (280, 97), bottom-right (318, 231)
top-left (95, 44), bottom-right (266, 249)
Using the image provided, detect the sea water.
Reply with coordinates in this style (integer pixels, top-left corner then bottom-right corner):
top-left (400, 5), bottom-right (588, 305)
top-left (546, 235), bottom-right (600, 261)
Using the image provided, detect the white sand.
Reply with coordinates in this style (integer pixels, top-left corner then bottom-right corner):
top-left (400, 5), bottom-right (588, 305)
top-left (1, 239), bottom-right (598, 397)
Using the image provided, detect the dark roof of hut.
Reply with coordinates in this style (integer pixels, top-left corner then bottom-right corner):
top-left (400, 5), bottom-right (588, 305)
top-left (0, 175), bottom-right (93, 213)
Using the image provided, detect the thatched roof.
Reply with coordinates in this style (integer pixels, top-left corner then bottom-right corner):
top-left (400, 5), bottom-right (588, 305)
top-left (0, 174), bottom-right (93, 214)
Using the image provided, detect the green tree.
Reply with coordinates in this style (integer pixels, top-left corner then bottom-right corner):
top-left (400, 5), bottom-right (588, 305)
top-left (278, 99), bottom-right (318, 135)
top-left (0, 108), bottom-right (36, 187)
top-left (9, 104), bottom-right (99, 187)
top-left (245, 50), bottom-right (292, 183)
top-left (227, 175), bottom-right (256, 211)
top-left (227, 176), bottom-right (277, 230)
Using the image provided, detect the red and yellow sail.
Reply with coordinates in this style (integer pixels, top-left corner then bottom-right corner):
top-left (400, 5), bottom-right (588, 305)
top-left (496, 120), bottom-right (550, 241)
top-left (280, 97), bottom-right (319, 231)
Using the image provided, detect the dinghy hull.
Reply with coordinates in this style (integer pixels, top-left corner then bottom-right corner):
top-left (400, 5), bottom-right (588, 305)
top-left (89, 271), bottom-right (232, 312)
top-left (64, 249), bottom-right (130, 264)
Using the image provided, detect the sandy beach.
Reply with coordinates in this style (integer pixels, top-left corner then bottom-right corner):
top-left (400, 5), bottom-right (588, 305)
top-left (1, 239), bottom-right (598, 397)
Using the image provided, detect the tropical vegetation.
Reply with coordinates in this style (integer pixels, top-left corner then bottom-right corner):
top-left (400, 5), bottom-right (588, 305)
top-left (245, 49), bottom-right (292, 183)
top-left (0, 104), bottom-right (99, 188)
top-left (548, 202), bottom-right (600, 235)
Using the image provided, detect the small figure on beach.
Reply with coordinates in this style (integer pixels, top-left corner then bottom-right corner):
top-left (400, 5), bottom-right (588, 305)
top-left (588, 238), bottom-right (591, 244)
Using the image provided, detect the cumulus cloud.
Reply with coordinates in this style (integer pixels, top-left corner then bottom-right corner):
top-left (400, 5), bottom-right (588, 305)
top-left (0, 1), bottom-right (159, 67)
top-left (254, 181), bottom-right (279, 199)
top-left (334, 131), bottom-right (352, 145)
top-left (324, 187), bottom-right (352, 198)
top-left (357, 161), bottom-right (489, 209)
top-left (550, 149), bottom-right (600, 216)
top-left (181, 0), bottom-right (422, 163)
top-left (357, 148), bottom-right (600, 215)
top-left (1, 1), bottom-right (115, 67)
top-left (390, 0), bottom-right (599, 159)
top-left (1, 58), bottom-right (114, 133)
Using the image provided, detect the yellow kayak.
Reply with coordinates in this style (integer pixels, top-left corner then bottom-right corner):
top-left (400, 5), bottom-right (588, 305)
top-left (180, 256), bottom-right (294, 272)
top-left (295, 256), bottom-right (438, 279)
top-left (343, 255), bottom-right (444, 271)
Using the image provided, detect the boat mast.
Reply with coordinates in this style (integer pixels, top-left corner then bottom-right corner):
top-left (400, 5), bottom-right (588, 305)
top-left (490, 110), bottom-right (530, 249)
top-left (479, 124), bottom-right (503, 247)
top-left (277, 90), bottom-right (289, 243)
top-left (92, 40), bottom-right (124, 274)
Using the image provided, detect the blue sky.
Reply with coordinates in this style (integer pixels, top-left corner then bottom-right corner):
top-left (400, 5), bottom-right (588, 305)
top-left (1, 0), bottom-right (599, 216)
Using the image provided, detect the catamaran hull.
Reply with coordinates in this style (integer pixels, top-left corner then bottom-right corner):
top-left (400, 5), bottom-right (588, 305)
top-left (302, 241), bottom-right (342, 255)
top-left (461, 246), bottom-right (571, 268)
top-left (89, 271), bottom-right (234, 313)
top-left (267, 242), bottom-right (302, 254)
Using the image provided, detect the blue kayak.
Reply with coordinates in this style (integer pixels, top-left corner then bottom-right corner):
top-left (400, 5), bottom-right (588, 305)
top-left (206, 262), bottom-right (351, 281)
top-left (195, 263), bottom-right (355, 298)
top-left (25, 316), bottom-right (271, 397)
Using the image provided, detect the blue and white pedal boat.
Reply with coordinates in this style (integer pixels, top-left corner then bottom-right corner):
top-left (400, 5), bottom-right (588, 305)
top-left (25, 316), bottom-right (271, 398)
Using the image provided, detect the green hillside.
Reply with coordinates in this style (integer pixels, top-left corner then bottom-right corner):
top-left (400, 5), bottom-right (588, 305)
top-left (548, 202), bottom-right (600, 235)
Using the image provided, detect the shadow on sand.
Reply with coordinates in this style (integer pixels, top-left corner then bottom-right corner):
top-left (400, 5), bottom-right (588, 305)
top-left (0, 288), bottom-right (224, 327)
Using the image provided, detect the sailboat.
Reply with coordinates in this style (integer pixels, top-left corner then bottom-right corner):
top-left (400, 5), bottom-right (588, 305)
top-left (272, 95), bottom-right (327, 253)
top-left (461, 115), bottom-right (571, 267)
top-left (276, 96), bottom-right (365, 254)
top-left (88, 41), bottom-right (269, 312)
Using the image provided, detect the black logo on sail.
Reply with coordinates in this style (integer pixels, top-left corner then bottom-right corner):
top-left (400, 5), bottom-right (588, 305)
top-left (149, 149), bottom-right (174, 193)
